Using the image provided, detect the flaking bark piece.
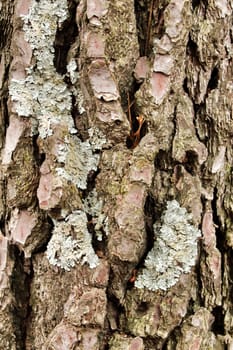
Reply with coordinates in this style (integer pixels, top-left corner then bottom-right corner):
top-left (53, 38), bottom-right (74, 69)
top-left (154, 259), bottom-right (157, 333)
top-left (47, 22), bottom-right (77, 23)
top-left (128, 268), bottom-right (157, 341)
top-left (88, 59), bottom-right (120, 102)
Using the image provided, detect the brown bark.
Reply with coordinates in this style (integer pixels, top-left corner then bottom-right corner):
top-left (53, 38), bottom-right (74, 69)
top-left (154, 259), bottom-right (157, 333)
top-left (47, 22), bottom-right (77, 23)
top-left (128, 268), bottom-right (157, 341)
top-left (0, 0), bottom-right (233, 349)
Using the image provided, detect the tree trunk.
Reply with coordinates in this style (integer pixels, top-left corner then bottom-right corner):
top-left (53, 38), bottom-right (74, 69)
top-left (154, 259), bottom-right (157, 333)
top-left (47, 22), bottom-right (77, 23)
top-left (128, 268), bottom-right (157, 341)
top-left (0, 0), bottom-right (232, 349)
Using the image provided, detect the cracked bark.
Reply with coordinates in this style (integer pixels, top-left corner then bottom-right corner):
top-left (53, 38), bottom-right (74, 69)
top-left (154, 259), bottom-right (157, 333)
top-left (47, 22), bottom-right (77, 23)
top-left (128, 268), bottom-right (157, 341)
top-left (0, 0), bottom-right (233, 349)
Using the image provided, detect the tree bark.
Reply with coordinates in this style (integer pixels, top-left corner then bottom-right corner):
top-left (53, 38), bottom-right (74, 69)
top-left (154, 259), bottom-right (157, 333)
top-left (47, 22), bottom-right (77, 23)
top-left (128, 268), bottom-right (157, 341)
top-left (0, 0), bottom-right (233, 349)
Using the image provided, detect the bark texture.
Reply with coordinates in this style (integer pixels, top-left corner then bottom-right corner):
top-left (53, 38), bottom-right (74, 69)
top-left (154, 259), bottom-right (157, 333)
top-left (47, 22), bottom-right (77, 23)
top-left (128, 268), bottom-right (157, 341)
top-left (0, 0), bottom-right (233, 349)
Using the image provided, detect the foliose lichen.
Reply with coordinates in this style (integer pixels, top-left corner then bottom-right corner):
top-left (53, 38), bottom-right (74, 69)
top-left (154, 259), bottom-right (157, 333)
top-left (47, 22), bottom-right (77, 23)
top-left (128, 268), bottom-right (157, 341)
top-left (135, 200), bottom-right (201, 291)
top-left (46, 211), bottom-right (99, 271)
top-left (9, 0), bottom-right (107, 271)
top-left (67, 59), bottom-right (78, 84)
top-left (83, 189), bottom-right (109, 241)
top-left (56, 136), bottom-right (100, 190)
top-left (9, 0), bottom-right (75, 138)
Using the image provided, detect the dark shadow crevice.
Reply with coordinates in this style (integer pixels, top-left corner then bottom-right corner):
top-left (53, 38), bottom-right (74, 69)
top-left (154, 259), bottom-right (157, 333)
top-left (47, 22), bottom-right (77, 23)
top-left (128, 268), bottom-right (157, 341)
top-left (210, 186), bottom-right (229, 338)
top-left (183, 150), bottom-right (199, 176)
top-left (212, 186), bottom-right (226, 252)
top-left (192, 0), bottom-right (201, 9)
top-left (207, 66), bottom-right (219, 92)
top-left (134, 0), bottom-right (165, 57)
top-left (191, 0), bottom-right (208, 17)
top-left (10, 247), bottom-right (33, 350)
top-left (145, 335), bottom-right (165, 350)
top-left (211, 306), bottom-right (225, 335)
top-left (0, 1), bottom-right (14, 52)
top-left (126, 193), bottom-right (163, 291)
top-left (134, 0), bottom-right (152, 56)
top-left (154, 149), bottom-right (173, 171)
top-left (144, 193), bottom-right (157, 250)
top-left (106, 290), bottom-right (124, 330)
top-left (32, 134), bottom-right (45, 168)
top-left (53, 0), bottom-right (78, 74)
top-left (10, 213), bottom-right (53, 350)
top-left (183, 77), bottom-right (189, 95)
top-left (1, 65), bottom-right (10, 137)
top-left (125, 84), bottom-right (148, 149)
top-left (186, 34), bottom-right (202, 68)
top-left (31, 214), bottom-right (54, 254)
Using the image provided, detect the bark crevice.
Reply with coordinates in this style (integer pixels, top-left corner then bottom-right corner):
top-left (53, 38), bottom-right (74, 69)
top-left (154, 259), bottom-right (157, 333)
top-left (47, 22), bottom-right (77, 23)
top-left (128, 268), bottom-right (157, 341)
top-left (53, 1), bottom-right (78, 75)
top-left (11, 247), bottom-right (33, 350)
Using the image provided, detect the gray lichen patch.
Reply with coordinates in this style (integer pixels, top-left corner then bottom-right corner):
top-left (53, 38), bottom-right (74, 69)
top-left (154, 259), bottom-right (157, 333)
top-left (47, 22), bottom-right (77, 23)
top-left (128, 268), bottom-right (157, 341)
top-left (135, 200), bottom-right (201, 291)
top-left (9, 66), bottom-right (74, 139)
top-left (46, 211), bottom-right (99, 271)
top-left (56, 135), bottom-right (100, 190)
top-left (83, 189), bottom-right (109, 241)
top-left (9, 0), bottom-right (104, 214)
top-left (8, 0), bottom-right (74, 139)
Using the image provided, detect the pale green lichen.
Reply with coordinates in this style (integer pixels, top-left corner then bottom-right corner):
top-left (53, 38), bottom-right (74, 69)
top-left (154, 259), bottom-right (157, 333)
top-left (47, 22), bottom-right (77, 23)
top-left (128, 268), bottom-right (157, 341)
top-left (56, 136), bottom-right (100, 190)
top-left (83, 189), bottom-right (109, 241)
top-left (9, 0), bottom-right (105, 270)
top-left (88, 127), bottom-right (107, 151)
top-left (46, 211), bottom-right (99, 270)
top-left (135, 200), bottom-right (201, 291)
top-left (67, 59), bottom-right (78, 84)
top-left (9, 0), bottom-right (105, 183)
top-left (9, 0), bottom-right (74, 139)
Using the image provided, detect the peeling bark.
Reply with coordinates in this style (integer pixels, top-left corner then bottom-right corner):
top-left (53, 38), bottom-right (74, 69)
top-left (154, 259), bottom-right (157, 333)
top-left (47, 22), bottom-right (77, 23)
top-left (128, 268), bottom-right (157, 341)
top-left (0, 0), bottom-right (233, 349)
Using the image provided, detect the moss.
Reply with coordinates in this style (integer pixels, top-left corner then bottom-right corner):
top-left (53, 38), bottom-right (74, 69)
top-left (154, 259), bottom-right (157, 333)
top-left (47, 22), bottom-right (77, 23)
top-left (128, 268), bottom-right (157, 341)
top-left (7, 139), bottom-right (39, 207)
top-left (102, 0), bottom-right (139, 95)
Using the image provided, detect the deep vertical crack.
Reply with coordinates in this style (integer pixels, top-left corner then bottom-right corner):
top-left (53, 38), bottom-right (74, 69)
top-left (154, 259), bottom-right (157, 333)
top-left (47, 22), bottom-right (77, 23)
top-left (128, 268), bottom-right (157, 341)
top-left (11, 247), bottom-right (32, 350)
top-left (53, 0), bottom-right (78, 74)
top-left (134, 0), bottom-right (165, 57)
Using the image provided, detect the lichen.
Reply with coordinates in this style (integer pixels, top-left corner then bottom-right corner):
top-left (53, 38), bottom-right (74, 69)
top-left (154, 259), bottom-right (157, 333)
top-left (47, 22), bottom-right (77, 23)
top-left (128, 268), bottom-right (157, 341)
top-left (83, 189), bottom-right (109, 241)
top-left (8, 0), bottom-right (106, 270)
top-left (46, 211), bottom-right (99, 271)
top-left (67, 59), bottom-right (78, 84)
top-left (9, 0), bottom-right (74, 139)
top-left (88, 127), bottom-right (107, 151)
top-left (56, 135), bottom-right (100, 190)
top-left (135, 200), bottom-right (201, 291)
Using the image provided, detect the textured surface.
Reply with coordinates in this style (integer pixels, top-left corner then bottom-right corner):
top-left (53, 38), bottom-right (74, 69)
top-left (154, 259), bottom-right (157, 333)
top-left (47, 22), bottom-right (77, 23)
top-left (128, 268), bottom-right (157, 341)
top-left (135, 200), bottom-right (201, 291)
top-left (0, 0), bottom-right (233, 349)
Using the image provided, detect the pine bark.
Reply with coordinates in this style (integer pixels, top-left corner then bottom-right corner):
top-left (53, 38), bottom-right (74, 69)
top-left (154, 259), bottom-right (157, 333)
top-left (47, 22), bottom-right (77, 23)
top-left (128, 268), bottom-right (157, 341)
top-left (0, 0), bottom-right (233, 349)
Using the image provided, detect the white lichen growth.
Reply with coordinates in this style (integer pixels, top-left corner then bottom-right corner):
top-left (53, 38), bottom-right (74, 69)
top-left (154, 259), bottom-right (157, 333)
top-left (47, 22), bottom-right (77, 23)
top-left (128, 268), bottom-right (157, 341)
top-left (88, 127), bottom-right (107, 151)
top-left (83, 189), bottom-right (109, 241)
top-left (9, 0), bottom-right (106, 270)
top-left (46, 211), bottom-right (99, 271)
top-left (56, 136), bottom-right (100, 190)
top-left (9, 0), bottom-right (74, 138)
top-left (135, 200), bottom-right (201, 291)
top-left (9, 0), bottom-right (105, 187)
top-left (67, 59), bottom-right (78, 84)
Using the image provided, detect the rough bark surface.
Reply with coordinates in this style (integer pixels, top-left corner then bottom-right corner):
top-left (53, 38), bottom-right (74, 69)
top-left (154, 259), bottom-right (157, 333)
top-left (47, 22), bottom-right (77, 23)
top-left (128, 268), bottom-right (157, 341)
top-left (0, 0), bottom-right (233, 349)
